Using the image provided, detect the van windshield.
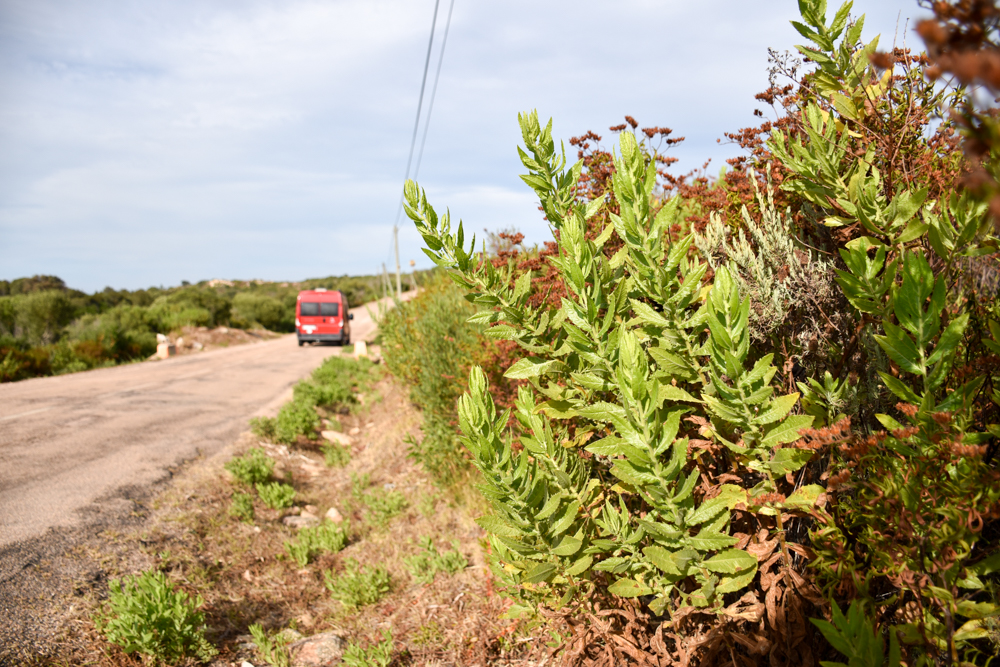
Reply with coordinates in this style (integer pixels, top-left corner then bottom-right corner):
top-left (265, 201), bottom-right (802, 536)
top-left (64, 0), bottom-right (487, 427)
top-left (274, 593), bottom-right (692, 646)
top-left (300, 302), bottom-right (319, 316)
top-left (319, 303), bottom-right (339, 316)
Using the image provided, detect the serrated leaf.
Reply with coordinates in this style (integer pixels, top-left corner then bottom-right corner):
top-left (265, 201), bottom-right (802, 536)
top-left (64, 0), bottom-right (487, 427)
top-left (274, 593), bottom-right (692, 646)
top-left (643, 546), bottom-right (682, 575)
top-left (535, 494), bottom-right (563, 521)
top-left (551, 501), bottom-right (580, 535)
top-left (552, 536), bottom-right (582, 556)
top-left (767, 448), bottom-right (814, 475)
top-left (658, 384), bottom-right (701, 404)
top-left (783, 484), bottom-right (825, 509)
top-left (761, 415), bottom-right (814, 447)
top-left (688, 529), bottom-right (738, 551)
top-left (524, 562), bottom-right (557, 584)
top-left (703, 549), bottom-right (757, 574)
top-left (484, 325), bottom-right (518, 340)
top-left (565, 555), bottom-right (593, 576)
top-left (716, 565), bottom-right (758, 594)
top-left (477, 515), bottom-right (523, 537)
top-left (607, 577), bottom-right (653, 598)
top-left (753, 393), bottom-right (800, 425)
top-left (505, 357), bottom-right (566, 379)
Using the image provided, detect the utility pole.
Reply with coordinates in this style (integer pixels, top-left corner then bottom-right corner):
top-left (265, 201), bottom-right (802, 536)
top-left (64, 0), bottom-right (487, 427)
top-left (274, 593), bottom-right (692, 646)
top-left (393, 226), bottom-right (402, 298)
top-left (382, 263), bottom-right (389, 300)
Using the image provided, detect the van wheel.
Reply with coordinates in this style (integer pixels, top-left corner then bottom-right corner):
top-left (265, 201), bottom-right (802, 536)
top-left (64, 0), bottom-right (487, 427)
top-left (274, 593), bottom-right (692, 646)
top-left (298, 340), bottom-right (304, 347)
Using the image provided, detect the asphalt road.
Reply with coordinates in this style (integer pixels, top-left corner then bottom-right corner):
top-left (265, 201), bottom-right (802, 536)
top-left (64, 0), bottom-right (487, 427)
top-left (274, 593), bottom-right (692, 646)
top-left (0, 295), bottom-right (402, 549)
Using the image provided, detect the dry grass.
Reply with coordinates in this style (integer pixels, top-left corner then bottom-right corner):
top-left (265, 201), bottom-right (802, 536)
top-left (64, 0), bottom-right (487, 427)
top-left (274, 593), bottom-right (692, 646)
top-left (37, 374), bottom-right (552, 666)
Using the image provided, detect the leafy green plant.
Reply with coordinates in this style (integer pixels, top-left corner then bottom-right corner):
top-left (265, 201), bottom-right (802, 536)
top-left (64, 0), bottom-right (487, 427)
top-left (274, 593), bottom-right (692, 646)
top-left (342, 629), bottom-right (393, 667)
top-left (250, 416), bottom-right (278, 442)
top-left (229, 492), bottom-right (255, 523)
top-left (97, 569), bottom-right (217, 664)
top-left (275, 398), bottom-right (321, 444)
top-left (284, 521), bottom-right (349, 566)
top-left (379, 273), bottom-right (482, 485)
top-left (403, 537), bottom-right (467, 584)
top-left (811, 601), bottom-right (901, 667)
top-left (248, 623), bottom-right (291, 667)
top-left (323, 559), bottom-right (392, 608)
top-left (256, 482), bottom-right (296, 510)
top-left (322, 443), bottom-right (351, 468)
top-left (362, 489), bottom-right (408, 527)
top-left (225, 447), bottom-right (274, 486)
top-left (407, 112), bottom-right (813, 615)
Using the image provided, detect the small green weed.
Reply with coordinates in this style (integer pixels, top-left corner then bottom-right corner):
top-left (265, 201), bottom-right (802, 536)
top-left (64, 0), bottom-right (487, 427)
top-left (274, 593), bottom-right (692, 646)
top-left (249, 623), bottom-right (290, 667)
top-left (363, 489), bottom-right (408, 527)
top-left (249, 416), bottom-right (278, 441)
top-left (403, 537), bottom-right (467, 584)
top-left (323, 559), bottom-right (391, 608)
top-left (229, 492), bottom-right (255, 523)
top-left (350, 472), bottom-right (371, 499)
top-left (322, 443), bottom-right (351, 468)
top-left (275, 398), bottom-right (320, 443)
top-left (342, 629), bottom-right (393, 667)
top-left (256, 482), bottom-right (296, 509)
top-left (284, 521), bottom-right (349, 566)
top-left (410, 621), bottom-right (444, 648)
top-left (97, 569), bottom-right (217, 664)
top-left (225, 447), bottom-right (274, 486)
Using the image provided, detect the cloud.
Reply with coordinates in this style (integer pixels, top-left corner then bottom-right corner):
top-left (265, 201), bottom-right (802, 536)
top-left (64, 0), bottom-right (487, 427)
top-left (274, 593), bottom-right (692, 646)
top-left (0, 0), bottom-right (930, 291)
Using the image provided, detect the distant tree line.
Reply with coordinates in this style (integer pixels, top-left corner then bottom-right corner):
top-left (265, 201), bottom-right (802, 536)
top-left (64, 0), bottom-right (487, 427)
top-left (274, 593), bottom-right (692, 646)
top-left (0, 273), bottom-right (395, 382)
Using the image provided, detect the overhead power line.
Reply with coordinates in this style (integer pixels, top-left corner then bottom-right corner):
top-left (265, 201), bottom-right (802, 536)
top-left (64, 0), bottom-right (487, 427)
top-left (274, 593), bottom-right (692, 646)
top-left (393, 0), bottom-right (442, 231)
top-left (413, 0), bottom-right (456, 182)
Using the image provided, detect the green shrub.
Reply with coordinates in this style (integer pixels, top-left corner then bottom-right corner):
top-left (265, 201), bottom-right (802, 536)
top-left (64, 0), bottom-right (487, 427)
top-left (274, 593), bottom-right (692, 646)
top-left (14, 290), bottom-right (76, 345)
top-left (275, 398), bottom-right (321, 443)
top-left (248, 623), bottom-right (291, 667)
top-left (284, 521), bottom-right (349, 566)
top-left (321, 443), bottom-right (351, 468)
top-left (229, 492), bottom-right (255, 523)
top-left (256, 482), bottom-right (296, 510)
top-left (323, 559), bottom-right (391, 608)
top-left (225, 448), bottom-right (274, 486)
top-left (407, 83), bottom-right (1000, 663)
top-left (342, 629), bottom-right (393, 667)
top-left (403, 537), bottom-right (467, 585)
top-left (232, 293), bottom-right (291, 332)
top-left (250, 416), bottom-right (278, 441)
top-left (362, 490), bottom-right (408, 527)
top-left (379, 274), bottom-right (481, 485)
top-left (97, 569), bottom-right (217, 664)
top-left (293, 380), bottom-right (353, 411)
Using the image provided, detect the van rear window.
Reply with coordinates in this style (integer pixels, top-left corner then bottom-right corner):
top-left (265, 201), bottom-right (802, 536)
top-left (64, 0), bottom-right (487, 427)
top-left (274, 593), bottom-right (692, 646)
top-left (300, 302), bottom-right (319, 316)
top-left (320, 303), bottom-right (339, 316)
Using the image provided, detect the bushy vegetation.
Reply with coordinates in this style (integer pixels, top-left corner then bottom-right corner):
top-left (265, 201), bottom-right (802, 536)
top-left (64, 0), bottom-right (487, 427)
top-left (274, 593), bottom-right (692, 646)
top-left (342, 629), bottom-right (394, 667)
top-left (0, 273), bottom-right (386, 382)
top-left (403, 537), bottom-right (467, 585)
top-left (395, 1), bottom-right (1000, 664)
top-left (322, 442), bottom-right (352, 467)
top-left (256, 482), bottom-right (297, 510)
top-left (284, 521), bottom-right (349, 567)
top-left (267, 355), bottom-right (380, 444)
top-left (225, 447), bottom-right (275, 486)
top-left (229, 491), bottom-right (256, 523)
top-left (323, 559), bottom-right (393, 608)
top-left (378, 273), bottom-right (485, 484)
top-left (96, 569), bottom-right (217, 664)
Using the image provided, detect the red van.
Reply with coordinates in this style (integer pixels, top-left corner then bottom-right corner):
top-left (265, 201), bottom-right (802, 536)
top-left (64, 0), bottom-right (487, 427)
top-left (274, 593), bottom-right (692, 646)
top-left (296, 289), bottom-right (353, 346)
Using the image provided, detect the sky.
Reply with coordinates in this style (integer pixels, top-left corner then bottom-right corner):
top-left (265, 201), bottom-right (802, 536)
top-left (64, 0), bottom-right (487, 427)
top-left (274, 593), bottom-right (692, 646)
top-left (0, 0), bottom-right (931, 292)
